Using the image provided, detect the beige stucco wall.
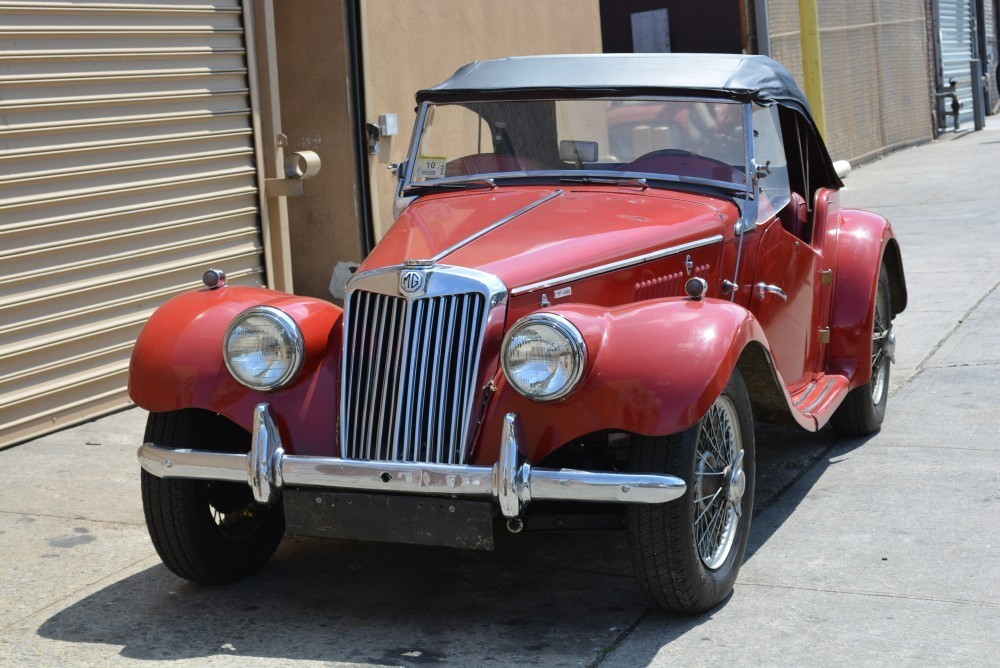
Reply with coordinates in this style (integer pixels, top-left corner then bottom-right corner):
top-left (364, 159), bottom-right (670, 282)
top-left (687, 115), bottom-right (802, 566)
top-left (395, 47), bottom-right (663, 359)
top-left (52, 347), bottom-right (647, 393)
top-left (274, 0), bottom-right (365, 300)
top-left (361, 0), bottom-right (603, 238)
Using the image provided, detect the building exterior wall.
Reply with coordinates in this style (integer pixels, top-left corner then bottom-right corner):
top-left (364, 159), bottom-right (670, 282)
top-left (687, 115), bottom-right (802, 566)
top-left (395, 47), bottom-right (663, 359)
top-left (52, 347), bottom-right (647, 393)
top-left (768, 0), bottom-right (934, 163)
top-left (360, 0), bottom-right (603, 239)
top-left (273, 0), bottom-right (365, 300)
top-left (599, 0), bottom-right (745, 54)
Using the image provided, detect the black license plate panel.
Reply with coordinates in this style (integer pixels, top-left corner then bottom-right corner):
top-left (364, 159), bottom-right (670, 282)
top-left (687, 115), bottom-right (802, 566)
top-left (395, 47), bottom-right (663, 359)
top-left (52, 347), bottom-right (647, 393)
top-left (283, 490), bottom-right (495, 550)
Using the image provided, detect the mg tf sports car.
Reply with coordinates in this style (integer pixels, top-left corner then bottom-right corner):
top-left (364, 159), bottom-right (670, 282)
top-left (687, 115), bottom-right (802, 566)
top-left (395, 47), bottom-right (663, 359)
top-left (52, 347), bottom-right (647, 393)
top-left (131, 54), bottom-right (906, 614)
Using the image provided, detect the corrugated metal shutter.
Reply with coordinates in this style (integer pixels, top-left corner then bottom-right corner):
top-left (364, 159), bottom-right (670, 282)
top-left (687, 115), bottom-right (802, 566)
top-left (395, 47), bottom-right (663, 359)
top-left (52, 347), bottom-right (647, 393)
top-left (983, 0), bottom-right (998, 108)
top-left (0, 0), bottom-right (266, 448)
top-left (938, 0), bottom-right (978, 125)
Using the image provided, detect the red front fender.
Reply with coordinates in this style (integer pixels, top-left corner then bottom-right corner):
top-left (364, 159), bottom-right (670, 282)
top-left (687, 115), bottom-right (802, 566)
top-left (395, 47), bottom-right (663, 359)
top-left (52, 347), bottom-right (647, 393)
top-left (475, 299), bottom-right (772, 465)
top-left (128, 286), bottom-right (343, 456)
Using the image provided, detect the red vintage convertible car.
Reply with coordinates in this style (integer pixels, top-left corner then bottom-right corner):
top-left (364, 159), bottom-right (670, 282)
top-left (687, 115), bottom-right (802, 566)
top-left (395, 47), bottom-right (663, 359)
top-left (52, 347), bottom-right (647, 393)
top-left (131, 54), bottom-right (905, 614)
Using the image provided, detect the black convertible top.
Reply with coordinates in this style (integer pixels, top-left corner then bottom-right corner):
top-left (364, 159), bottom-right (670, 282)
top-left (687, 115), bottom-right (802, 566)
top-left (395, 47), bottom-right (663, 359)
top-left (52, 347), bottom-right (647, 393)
top-left (419, 54), bottom-right (842, 190)
top-left (419, 54), bottom-right (809, 110)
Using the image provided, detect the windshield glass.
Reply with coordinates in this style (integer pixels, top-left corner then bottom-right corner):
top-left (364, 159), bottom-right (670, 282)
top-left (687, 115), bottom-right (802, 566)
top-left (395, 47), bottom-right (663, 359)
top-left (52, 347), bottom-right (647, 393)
top-left (407, 98), bottom-right (748, 189)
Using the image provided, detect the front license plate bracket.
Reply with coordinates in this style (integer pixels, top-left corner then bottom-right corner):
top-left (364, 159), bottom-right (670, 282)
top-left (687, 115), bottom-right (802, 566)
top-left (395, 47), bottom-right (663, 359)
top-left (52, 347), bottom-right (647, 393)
top-left (283, 490), bottom-right (495, 551)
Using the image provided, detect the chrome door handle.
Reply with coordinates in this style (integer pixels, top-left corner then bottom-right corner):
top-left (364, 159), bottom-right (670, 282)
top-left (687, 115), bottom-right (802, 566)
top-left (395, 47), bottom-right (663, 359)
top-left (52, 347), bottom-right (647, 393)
top-left (755, 282), bottom-right (787, 301)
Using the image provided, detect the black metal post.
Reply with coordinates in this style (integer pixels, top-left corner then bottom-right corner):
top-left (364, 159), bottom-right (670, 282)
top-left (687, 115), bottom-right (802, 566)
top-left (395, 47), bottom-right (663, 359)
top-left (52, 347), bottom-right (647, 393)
top-left (972, 59), bottom-right (987, 130)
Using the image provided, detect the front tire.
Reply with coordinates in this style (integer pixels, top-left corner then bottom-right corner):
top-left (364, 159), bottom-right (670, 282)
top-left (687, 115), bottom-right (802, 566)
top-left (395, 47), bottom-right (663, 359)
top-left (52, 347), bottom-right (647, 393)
top-left (627, 369), bottom-right (755, 614)
top-left (141, 409), bottom-right (285, 584)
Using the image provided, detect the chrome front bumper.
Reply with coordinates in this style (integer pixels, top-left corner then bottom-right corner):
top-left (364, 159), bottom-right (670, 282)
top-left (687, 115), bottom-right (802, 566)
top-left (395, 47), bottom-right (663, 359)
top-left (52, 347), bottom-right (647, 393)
top-left (137, 403), bottom-right (686, 519)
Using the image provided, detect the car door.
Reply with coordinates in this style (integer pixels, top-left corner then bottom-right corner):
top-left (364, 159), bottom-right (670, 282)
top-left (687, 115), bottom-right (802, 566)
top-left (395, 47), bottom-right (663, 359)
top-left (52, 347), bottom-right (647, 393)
top-left (744, 106), bottom-right (822, 390)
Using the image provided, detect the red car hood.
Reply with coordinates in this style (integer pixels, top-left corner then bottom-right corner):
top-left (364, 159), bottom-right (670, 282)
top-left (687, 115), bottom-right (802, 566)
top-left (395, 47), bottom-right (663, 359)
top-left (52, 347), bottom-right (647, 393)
top-left (362, 186), bottom-right (738, 292)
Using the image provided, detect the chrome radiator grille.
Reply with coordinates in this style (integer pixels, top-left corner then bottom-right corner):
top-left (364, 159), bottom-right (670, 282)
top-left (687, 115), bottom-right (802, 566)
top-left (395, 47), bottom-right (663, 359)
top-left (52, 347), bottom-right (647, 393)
top-left (341, 286), bottom-right (490, 464)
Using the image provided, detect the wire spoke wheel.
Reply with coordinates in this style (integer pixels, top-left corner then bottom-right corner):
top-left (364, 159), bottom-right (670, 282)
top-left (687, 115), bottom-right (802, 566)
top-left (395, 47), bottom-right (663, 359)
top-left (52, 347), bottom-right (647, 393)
top-left (627, 369), bottom-right (755, 614)
top-left (870, 278), bottom-right (891, 406)
top-left (693, 397), bottom-right (744, 570)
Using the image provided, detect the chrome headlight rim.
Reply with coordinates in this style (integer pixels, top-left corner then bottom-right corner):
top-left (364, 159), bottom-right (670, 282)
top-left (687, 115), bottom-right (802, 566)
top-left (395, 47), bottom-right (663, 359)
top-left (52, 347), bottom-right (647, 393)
top-left (501, 312), bottom-right (587, 402)
top-left (223, 305), bottom-right (304, 391)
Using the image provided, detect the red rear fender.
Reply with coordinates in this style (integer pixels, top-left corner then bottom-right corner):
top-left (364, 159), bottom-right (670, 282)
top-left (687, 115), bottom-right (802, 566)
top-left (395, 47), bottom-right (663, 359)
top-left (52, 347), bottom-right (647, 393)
top-left (128, 286), bottom-right (343, 456)
top-left (829, 210), bottom-right (907, 386)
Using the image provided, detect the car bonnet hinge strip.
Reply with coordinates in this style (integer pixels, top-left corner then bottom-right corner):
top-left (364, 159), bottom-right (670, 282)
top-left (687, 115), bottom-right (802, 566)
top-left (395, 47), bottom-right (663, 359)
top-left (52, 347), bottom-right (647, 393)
top-left (431, 189), bottom-right (564, 263)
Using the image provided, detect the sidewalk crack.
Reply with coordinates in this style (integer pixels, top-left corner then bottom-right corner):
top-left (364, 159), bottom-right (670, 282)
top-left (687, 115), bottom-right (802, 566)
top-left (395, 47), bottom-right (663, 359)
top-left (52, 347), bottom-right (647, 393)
top-left (739, 581), bottom-right (999, 608)
top-left (588, 605), bottom-right (653, 667)
top-left (889, 278), bottom-right (1000, 398)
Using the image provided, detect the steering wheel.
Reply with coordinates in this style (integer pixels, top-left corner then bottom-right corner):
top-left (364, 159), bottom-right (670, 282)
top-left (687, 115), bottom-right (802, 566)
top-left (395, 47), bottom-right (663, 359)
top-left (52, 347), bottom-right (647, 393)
top-left (621, 150), bottom-right (743, 183)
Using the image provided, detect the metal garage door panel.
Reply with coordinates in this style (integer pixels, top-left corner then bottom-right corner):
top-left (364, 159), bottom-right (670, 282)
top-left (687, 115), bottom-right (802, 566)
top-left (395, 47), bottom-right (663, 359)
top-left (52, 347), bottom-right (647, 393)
top-left (938, 0), bottom-right (977, 125)
top-left (0, 0), bottom-right (266, 449)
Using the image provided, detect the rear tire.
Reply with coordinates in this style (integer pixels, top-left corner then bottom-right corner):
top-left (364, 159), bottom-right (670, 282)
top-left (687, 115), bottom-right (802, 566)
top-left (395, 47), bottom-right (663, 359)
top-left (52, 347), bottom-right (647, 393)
top-left (141, 409), bottom-right (285, 584)
top-left (831, 264), bottom-right (893, 436)
top-left (627, 369), bottom-right (755, 614)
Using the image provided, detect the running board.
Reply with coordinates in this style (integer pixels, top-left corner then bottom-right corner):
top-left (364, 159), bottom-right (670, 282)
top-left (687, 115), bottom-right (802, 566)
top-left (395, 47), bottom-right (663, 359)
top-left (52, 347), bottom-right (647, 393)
top-left (789, 374), bottom-right (850, 426)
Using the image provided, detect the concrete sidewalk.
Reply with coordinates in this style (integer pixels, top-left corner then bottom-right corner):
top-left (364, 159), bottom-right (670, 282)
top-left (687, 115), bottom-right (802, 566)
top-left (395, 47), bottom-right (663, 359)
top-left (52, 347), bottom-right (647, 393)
top-left (2, 120), bottom-right (998, 667)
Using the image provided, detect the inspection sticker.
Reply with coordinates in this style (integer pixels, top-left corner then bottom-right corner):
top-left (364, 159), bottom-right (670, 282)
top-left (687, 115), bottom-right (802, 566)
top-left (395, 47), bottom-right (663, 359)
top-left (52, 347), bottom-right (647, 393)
top-left (415, 156), bottom-right (447, 179)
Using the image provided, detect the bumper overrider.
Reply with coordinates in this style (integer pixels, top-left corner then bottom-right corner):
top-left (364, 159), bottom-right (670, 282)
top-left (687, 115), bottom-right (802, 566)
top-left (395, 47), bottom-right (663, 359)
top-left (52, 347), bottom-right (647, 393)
top-left (137, 403), bottom-right (686, 519)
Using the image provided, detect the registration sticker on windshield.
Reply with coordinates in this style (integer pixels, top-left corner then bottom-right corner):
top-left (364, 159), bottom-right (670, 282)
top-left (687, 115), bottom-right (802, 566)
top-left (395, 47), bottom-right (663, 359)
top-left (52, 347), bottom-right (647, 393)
top-left (415, 156), bottom-right (447, 179)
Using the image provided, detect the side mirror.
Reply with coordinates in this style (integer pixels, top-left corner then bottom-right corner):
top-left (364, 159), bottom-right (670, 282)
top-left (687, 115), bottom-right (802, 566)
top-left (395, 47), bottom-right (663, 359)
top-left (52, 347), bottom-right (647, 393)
top-left (833, 160), bottom-right (852, 180)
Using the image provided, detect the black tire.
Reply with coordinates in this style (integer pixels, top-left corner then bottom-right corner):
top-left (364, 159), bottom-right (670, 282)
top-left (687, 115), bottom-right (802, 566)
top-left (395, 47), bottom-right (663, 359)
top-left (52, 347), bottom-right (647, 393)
top-left (831, 264), bottom-right (892, 436)
top-left (627, 369), bottom-right (755, 614)
top-left (141, 409), bottom-right (285, 584)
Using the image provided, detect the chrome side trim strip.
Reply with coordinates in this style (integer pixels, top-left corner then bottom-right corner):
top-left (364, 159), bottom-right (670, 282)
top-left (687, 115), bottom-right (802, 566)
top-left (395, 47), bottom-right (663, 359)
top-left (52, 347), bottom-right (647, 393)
top-left (137, 405), bottom-right (687, 518)
top-left (431, 189), bottom-right (563, 262)
top-left (510, 234), bottom-right (724, 296)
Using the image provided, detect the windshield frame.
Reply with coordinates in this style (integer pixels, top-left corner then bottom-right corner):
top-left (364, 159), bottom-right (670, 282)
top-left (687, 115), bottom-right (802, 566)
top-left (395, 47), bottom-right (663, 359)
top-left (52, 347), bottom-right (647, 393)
top-left (399, 96), bottom-right (755, 197)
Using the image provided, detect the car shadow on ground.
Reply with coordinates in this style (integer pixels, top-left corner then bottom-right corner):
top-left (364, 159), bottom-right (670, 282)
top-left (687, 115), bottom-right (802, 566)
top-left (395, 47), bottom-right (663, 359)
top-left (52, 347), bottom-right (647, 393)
top-left (37, 425), bottom-right (872, 666)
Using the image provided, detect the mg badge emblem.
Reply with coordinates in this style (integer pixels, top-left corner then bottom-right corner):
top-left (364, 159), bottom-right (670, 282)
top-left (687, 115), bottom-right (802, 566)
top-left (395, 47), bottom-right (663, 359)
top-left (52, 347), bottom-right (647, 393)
top-left (399, 269), bottom-right (426, 296)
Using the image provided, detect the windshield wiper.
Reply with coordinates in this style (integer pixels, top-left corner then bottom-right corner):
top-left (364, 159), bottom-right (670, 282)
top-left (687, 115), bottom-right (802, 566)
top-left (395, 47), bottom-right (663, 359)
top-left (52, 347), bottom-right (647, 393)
top-left (560, 176), bottom-right (649, 189)
top-left (403, 178), bottom-right (496, 194)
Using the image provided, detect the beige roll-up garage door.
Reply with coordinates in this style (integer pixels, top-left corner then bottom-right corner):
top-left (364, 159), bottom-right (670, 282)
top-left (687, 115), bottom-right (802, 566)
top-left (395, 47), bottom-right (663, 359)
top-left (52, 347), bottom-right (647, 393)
top-left (0, 0), bottom-right (267, 448)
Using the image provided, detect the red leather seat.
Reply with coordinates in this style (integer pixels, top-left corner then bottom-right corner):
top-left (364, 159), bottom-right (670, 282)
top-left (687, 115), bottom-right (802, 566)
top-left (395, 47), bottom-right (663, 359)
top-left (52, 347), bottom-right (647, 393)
top-left (779, 191), bottom-right (809, 240)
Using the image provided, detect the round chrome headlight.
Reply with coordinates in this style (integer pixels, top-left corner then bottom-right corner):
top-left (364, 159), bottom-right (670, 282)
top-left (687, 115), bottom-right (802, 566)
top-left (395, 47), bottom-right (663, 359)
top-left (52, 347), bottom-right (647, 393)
top-left (224, 306), bottom-right (304, 391)
top-left (501, 313), bottom-right (587, 402)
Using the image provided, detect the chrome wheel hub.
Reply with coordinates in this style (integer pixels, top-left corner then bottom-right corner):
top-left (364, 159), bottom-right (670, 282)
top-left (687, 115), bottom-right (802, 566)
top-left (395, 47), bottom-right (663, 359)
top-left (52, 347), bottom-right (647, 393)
top-left (724, 450), bottom-right (746, 516)
top-left (693, 396), bottom-right (743, 570)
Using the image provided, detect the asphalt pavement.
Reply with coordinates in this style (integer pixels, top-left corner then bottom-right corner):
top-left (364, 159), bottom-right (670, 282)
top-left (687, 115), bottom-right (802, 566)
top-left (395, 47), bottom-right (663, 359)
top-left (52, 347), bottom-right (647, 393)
top-left (1, 118), bottom-right (998, 667)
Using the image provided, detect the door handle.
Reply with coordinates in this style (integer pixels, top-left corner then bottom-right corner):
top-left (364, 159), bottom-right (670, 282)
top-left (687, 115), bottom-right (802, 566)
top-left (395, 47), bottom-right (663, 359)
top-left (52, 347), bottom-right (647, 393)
top-left (755, 282), bottom-right (787, 301)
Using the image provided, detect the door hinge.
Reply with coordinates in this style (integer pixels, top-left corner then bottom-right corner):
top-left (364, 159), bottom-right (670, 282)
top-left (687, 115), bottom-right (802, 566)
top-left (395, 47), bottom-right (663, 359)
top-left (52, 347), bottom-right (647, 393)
top-left (818, 328), bottom-right (831, 344)
top-left (820, 269), bottom-right (833, 286)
